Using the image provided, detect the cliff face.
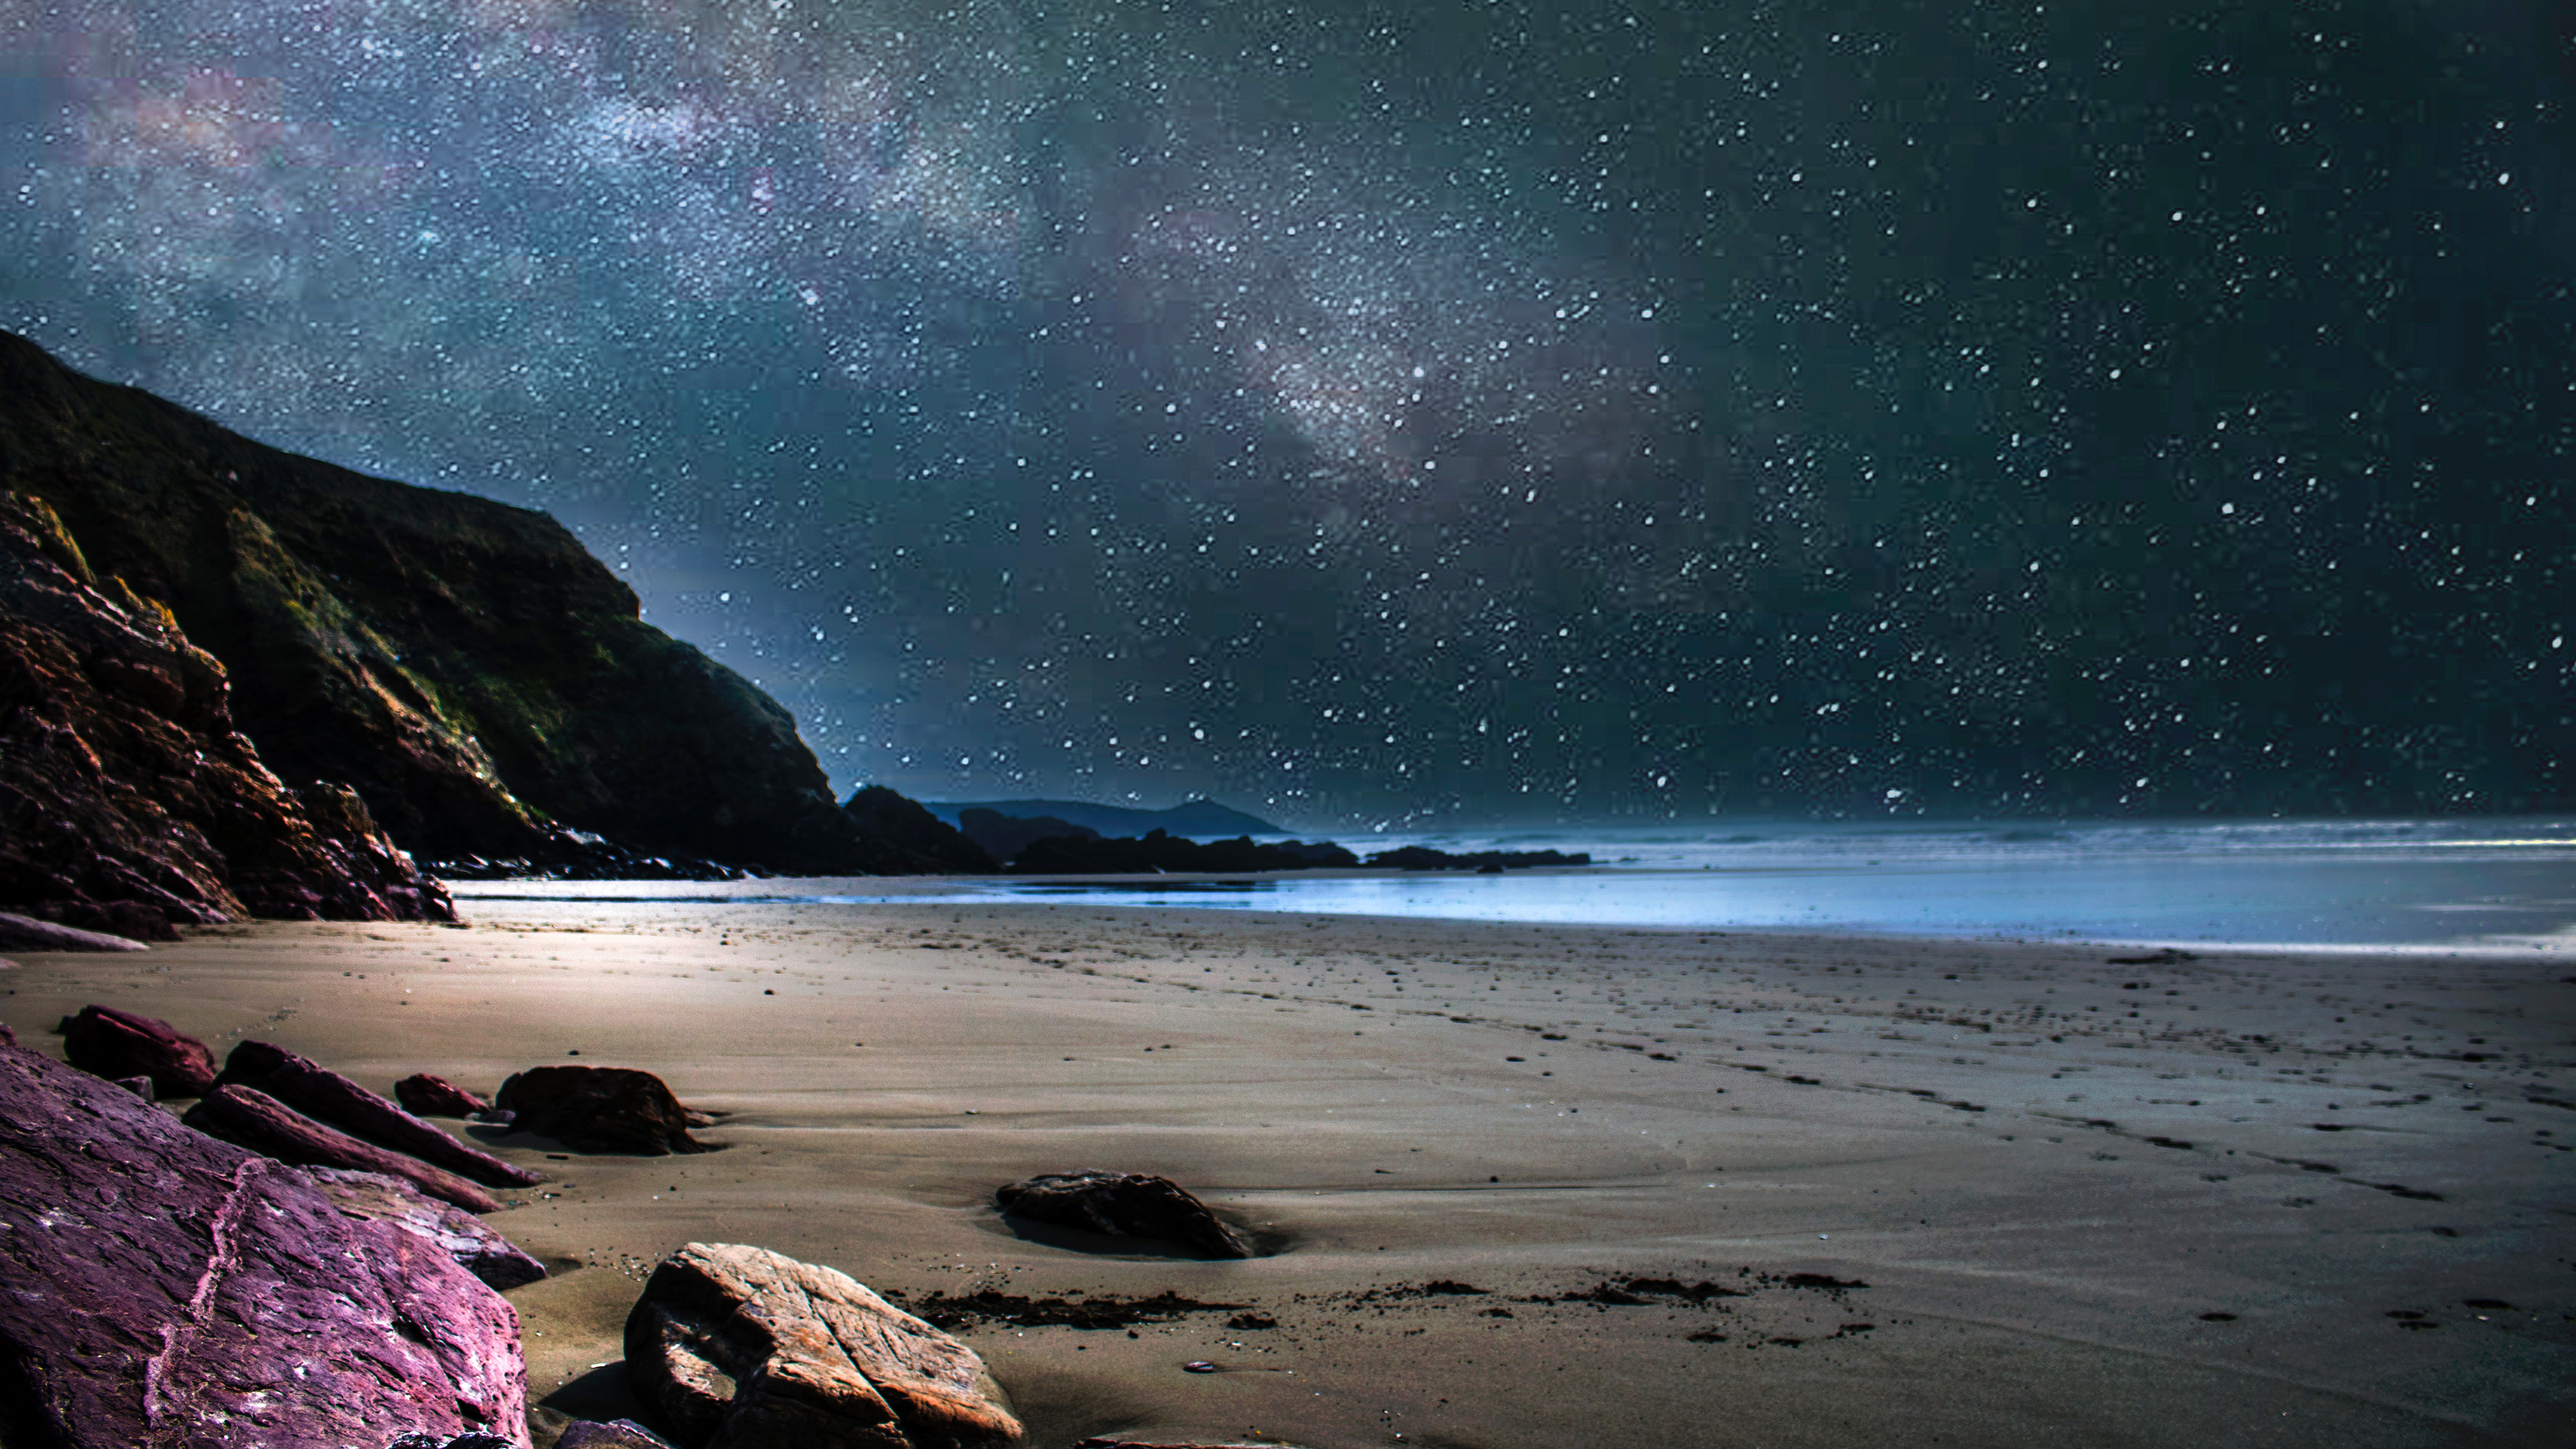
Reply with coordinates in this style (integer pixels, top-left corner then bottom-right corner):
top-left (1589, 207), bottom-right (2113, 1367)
top-left (0, 331), bottom-right (974, 876)
top-left (0, 491), bottom-right (451, 932)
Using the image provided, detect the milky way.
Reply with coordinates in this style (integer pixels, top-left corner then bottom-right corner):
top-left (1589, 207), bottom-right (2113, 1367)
top-left (3, 0), bottom-right (2570, 826)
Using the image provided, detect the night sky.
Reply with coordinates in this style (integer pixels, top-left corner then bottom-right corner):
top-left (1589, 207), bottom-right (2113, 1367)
top-left (4, 0), bottom-right (2569, 829)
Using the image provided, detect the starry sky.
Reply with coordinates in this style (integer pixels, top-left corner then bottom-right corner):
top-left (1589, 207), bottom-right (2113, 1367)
top-left (3, 0), bottom-right (2570, 829)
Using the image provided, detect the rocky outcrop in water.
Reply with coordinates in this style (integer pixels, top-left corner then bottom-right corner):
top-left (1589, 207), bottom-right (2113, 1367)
top-left (956, 807), bottom-right (1100, 864)
top-left (993, 1169), bottom-right (1253, 1258)
top-left (624, 1241), bottom-right (1021, 1449)
top-left (0, 488), bottom-right (452, 933)
top-left (1364, 845), bottom-right (1593, 870)
top-left (0, 330), bottom-right (977, 877)
top-left (0, 1033), bottom-right (528, 1447)
top-left (1007, 830), bottom-right (1356, 875)
top-left (843, 786), bottom-right (998, 874)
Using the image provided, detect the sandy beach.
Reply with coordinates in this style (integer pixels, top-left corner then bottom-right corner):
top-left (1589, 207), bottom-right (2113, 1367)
top-left (4, 882), bottom-right (2568, 1448)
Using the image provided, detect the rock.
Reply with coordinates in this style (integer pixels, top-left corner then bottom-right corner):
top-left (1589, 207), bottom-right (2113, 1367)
top-left (993, 1170), bottom-right (1253, 1259)
top-left (624, 1241), bottom-right (1021, 1449)
top-left (59, 1002), bottom-right (219, 1096)
top-left (1007, 831), bottom-right (1357, 876)
top-left (308, 1165), bottom-right (549, 1290)
top-left (932, 798), bottom-right (1287, 839)
top-left (0, 910), bottom-right (152, 951)
top-left (954, 807), bottom-right (1100, 865)
top-left (556, 1420), bottom-right (683, 1449)
top-left (112, 1073), bottom-right (154, 1099)
top-left (493, 1065), bottom-right (718, 1156)
top-left (401, 1071), bottom-right (496, 1118)
top-left (2, 329), bottom-right (970, 877)
top-left (184, 1083), bottom-right (506, 1213)
top-left (387, 1434), bottom-right (522, 1449)
top-left (1362, 845), bottom-right (1592, 870)
top-left (0, 489), bottom-right (454, 929)
top-left (218, 1038), bottom-right (545, 1187)
top-left (0, 1033), bottom-right (528, 1447)
top-left (843, 786), bottom-right (1000, 873)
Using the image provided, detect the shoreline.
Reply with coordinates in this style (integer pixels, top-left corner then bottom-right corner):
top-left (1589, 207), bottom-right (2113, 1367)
top-left (444, 869), bottom-right (2576, 960)
top-left (5, 898), bottom-right (2568, 1446)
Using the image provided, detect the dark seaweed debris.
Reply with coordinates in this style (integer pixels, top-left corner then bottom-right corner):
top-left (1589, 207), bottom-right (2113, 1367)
top-left (887, 1288), bottom-right (1245, 1331)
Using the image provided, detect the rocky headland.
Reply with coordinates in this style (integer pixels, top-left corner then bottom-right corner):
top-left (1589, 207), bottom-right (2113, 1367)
top-left (0, 329), bottom-right (983, 933)
top-left (0, 488), bottom-right (451, 934)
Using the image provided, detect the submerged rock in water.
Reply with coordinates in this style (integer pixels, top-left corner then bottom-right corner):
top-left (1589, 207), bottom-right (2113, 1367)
top-left (0, 1034), bottom-right (527, 1447)
top-left (60, 1002), bottom-right (219, 1096)
top-left (993, 1169), bottom-right (1253, 1259)
top-left (493, 1064), bottom-right (718, 1156)
top-left (625, 1241), bottom-right (1021, 1449)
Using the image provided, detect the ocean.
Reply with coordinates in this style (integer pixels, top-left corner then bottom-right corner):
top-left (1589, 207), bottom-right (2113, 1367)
top-left (452, 816), bottom-right (2576, 954)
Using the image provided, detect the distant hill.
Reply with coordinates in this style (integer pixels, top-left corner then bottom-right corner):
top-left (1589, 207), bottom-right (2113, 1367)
top-left (922, 797), bottom-right (1287, 839)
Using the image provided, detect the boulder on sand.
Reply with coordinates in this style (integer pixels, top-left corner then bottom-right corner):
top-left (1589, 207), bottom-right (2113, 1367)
top-left (494, 1064), bottom-right (717, 1156)
top-left (0, 910), bottom-right (150, 951)
top-left (308, 1165), bottom-right (548, 1290)
top-left (993, 1170), bottom-right (1253, 1259)
top-left (400, 1071), bottom-right (495, 1118)
top-left (59, 1002), bottom-right (218, 1096)
top-left (624, 1241), bottom-right (1021, 1449)
top-left (184, 1082), bottom-right (505, 1213)
top-left (217, 1038), bottom-right (543, 1187)
top-left (0, 1033), bottom-right (527, 1447)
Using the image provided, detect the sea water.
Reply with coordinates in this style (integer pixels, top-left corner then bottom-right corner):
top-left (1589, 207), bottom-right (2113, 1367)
top-left (456, 816), bottom-right (2576, 953)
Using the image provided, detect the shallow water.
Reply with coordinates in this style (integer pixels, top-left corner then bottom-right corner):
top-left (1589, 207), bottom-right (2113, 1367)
top-left (451, 815), bottom-right (2576, 952)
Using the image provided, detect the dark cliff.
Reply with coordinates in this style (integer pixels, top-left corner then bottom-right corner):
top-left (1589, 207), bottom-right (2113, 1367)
top-left (0, 330), bottom-right (975, 876)
top-left (0, 491), bottom-right (451, 932)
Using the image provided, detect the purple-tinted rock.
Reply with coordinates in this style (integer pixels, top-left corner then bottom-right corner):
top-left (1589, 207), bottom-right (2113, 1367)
top-left (387, 1434), bottom-right (522, 1449)
top-left (400, 1071), bottom-right (494, 1118)
top-left (556, 1420), bottom-right (682, 1449)
top-left (60, 1002), bottom-right (219, 1096)
top-left (184, 1082), bottom-right (505, 1213)
top-left (0, 1034), bottom-right (528, 1447)
top-left (112, 1073), bottom-right (154, 1100)
top-left (493, 1065), bottom-right (718, 1156)
top-left (0, 910), bottom-right (150, 951)
top-left (217, 1038), bottom-right (544, 1187)
top-left (308, 1166), bottom-right (548, 1290)
top-left (994, 1170), bottom-right (1253, 1259)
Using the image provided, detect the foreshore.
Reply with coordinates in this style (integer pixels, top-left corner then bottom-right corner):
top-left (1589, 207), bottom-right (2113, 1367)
top-left (5, 886), bottom-right (2568, 1447)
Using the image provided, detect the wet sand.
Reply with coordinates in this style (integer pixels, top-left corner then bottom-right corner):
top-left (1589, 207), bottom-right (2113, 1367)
top-left (3, 882), bottom-right (2570, 1447)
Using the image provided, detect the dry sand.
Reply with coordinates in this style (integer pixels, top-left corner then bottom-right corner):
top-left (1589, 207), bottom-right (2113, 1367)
top-left (2, 879), bottom-right (2569, 1447)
